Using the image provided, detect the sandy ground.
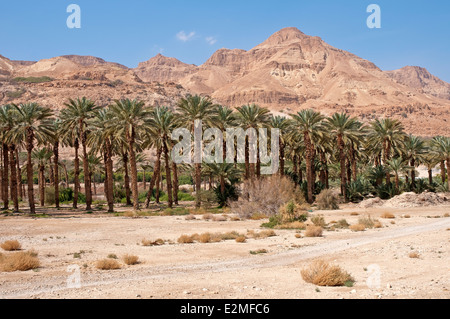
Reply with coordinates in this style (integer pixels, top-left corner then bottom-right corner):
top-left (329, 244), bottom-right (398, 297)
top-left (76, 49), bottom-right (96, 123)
top-left (0, 203), bottom-right (449, 299)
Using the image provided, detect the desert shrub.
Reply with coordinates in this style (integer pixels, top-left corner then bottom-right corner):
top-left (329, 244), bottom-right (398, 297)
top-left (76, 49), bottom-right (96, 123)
top-left (275, 221), bottom-right (306, 230)
top-left (178, 235), bottom-right (194, 244)
top-left (349, 224), bottom-right (366, 232)
top-left (59, 188), bottom-right (73, 202)
top-left (236, 236), bottom-right (247, 243)
top-left (142, 239), bottom-right (164, 246)
top-left (198, 190), bottom-right (218, 208)
top-left (202, 213), bottom-right (214, 220)
top-left (334, 219), bottom-right (350, 229)
top-left (358, 215), bottom-right (375, 229)
top-left (409, 252), bottom-right (420, 259)
top-left (250, 249), bottom-right (268, 255)
top-left (177, 192), bottom-right (195, 201)
top-left (315, 189), bottom-right (339, 210)
top-left (346, 178), bottom-right (373, 203)
top-left (311, 214), bottom-right (326, 227)
top-left (247, 230), bottom-right (277, 239)
top-left (122, 254), bottom-right (139, 265)
top-left (212, 215), bottom-right (227, 222)
top-left (375, 183), bottom-right (396, 200)
top-left (230, 175), bottom-right (306, 219)
top-left (1, 240), bottom-right (22, 251)
top-left (96, 259), bottom-right (121, 270)
top-left (279, 200), bottom-right (308, 223)
top-left (185, 214), bottom-right (196, 221)
top-left (305, 226), bottom-right (323, 237)
top-left (13, 76), bottom-right (53, 83)
top-left (374, 221), bottom-right (383, 228)
top-left (0, 250), bottom-right (40, 272)
top-left (107, 254), bottom-right (118, 259)
top-left (44, 187), bottom-right (56, 205)
top-left (214, 183), bottom-right (239, 207)
top-left (301, 260), bottom-right (354, 287)
top-left (380, 212), bottom-right (395, 219)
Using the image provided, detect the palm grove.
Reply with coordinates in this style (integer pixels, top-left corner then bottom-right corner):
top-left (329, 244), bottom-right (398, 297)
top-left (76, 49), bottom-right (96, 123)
top-left (0, 96), bottom-right (449, 214)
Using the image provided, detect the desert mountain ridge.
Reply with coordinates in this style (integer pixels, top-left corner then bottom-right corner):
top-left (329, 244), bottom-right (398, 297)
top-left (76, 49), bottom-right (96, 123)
top-left (0, 27), bottom-right (449, 136)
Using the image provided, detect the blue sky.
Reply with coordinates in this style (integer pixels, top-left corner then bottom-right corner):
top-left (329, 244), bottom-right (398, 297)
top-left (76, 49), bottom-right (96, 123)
top-left (0, 0), bottom-right (449, 82)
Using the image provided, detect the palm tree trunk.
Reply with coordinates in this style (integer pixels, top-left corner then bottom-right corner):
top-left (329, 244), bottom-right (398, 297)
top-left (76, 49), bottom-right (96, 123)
top-left (145, 146), bottom-right (162, 208)
top-left (26, 129), bottom-right (36, 214)
top-left (395, 174), bottom-right (400, 195)
top-left (2, 142), bottom-right (9, 209)
top-left (440, 160), bottom-right (446, 184)
top-left (428, 168), bottom-right (433, 185)
top-left (338, 135), bottom-right (347, 202)
top-left (410, 158), bottom-right (416, 190)
top-left (105, 139), bottom-right (114, 213)
top-left (292, 154), bottom-right (298, 183)
top-left (39, 165), bottom-right (45, 207)
top-left (73, 138), bottom-right (80, 209)
top-left (122, 152), bottom-right (132, 206)
top-left (80, 124), bottom-right (92, 211)
top-left (195, 163), bottom-right (202, 208)
top-left (172, 161), bottom-right (179, 205)
top-left (163, 138), bottom-right (173, 208)
top-left (53, 141), bottom-right (59, 208)
top-left (304, 132), bottom-right (315, 204)
top-left (9, 145), bottom-right (19, 213)
top-left (279, 139), bottom-right (285, 176)
top-left (351, 146), bottom-right (357, 182)
top-left (16, 148), bottom-right (22, 200)
top-left (155, 169), bottom-right (161, 204)
top-left (298, 156), bottom-right (303, 184)
top-left (244, 138), bottom-right (250, 180)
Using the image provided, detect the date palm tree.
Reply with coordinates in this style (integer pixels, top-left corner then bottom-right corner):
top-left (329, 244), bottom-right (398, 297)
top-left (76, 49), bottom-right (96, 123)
top-left (61, 97), bottom-right (99, 210)
top-left (402, 135), bottom-right (427, 190)
top-left (109, 99), bottom-right (150, 210)
top-left (432, 136), bottom-right (450, 190)
top-left (177, 95), bottom-right (215, 208)
top-left (32, 147), bottom-right (52, 206)
top-left (236, 104), bottom-right (270, 179)
top-left (325, 113), bottom-right (362, 202)
top-left (387, 157), bottom-right (411, 195)
top-left (7, 103), bottom-right (53, 214)
top-left (270, 115), bottom-right (290, 176)
top-left (367, 118), bottom-right (406, 185)
top-left (290, 109), bottom-right (324, 204)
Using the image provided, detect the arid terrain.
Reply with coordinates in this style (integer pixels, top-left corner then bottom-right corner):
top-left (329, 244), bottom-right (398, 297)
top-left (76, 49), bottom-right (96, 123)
top-left (0, 200), bottom-right (449, 299)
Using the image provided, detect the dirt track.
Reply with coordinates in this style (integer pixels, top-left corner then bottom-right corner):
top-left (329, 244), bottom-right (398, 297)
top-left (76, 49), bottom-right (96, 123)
top-left (0, 204), bottom-right (449, 299)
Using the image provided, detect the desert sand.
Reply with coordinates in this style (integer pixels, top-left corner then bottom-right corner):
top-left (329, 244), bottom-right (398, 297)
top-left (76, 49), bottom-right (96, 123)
top-left (0, 202), bottom-right (449, 300)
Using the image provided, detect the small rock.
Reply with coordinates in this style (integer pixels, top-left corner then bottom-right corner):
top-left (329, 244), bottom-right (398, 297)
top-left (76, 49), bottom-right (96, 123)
top-left (350, 289), bottom-right (357, 294)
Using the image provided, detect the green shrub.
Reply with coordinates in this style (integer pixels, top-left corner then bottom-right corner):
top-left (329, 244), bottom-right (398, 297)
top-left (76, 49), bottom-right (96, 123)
top-left (13, 76), bottom-right (53, 83)
top-left (44, 187), bottom-right (56, 205)
top-left (214, 183), bottom-right (239, 207)
top-left (59, 188), bottom-right (73, 202)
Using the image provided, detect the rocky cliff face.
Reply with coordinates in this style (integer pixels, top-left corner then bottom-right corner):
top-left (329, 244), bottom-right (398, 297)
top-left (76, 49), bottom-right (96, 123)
top-left (1, 27), bottom-right (449, 136)
top-left (385, 66), bottom-right (450, 100)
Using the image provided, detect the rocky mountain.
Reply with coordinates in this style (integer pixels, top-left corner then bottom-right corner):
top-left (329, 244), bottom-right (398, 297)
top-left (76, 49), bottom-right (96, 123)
top-left (385, 66), bottom-right (450, 100)
top-left (1, 27), bottom-right (449, 136)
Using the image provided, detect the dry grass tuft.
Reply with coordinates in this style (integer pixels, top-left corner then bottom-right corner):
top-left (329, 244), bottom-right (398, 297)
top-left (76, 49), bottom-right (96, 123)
top-left (304, 226), bottom-right (323, 237)
top-left (185, 214), bottom-right (196, 221)
top-left (202, 213), bottom-right (214, 220)
top-left (381, 212), bottom-right (396, 219)
top-left (409, 252), bottom-right (420, 259)
top-left (177, 235), bottom-right (195, 244)
top-left (349, 224), bottom-right (366, 232)
top-left (213, 215), bottom-right (227, 222)
top-left (247, 230), bottom-right (277, 239)
top-left (235, 236), bottom-right (247, 243)
top-left (275, 221), bottom-right (306, 230)
top-left (122, 254), bottom-right (139, 265)
top-left (374, 221), bottom-right (383, 229)
top-left (1, 240), bottom-right (22, 251)
top-left (358, 215), bottom-right (375, 229)
top-left (311, 215), bottom-right (326, 227)
top-left (142, 238), bottom-right (165, 246)
top-left (198, 233), bottom-right (212, 243)
top-left (96, 259), bottom-right (121, 270)
top-left (301, 260), bottom-right (354, 287)
top-left (350, 212), bottom-right (360, 216)
top-left (0, 250), bottom-right (40, 272)
top-left (315, 189), bottom-right (339, 210)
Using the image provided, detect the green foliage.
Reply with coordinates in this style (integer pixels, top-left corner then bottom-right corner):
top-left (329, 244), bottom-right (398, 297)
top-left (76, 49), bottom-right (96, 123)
top-left (346, 178), bottom-right (374, 203)
top-left (178, 174), bottom-right (193, 185)
top-left (214, 183), bottom-right (239, 207)
top-left (13, 76), bottom-right (53, 83)
top-left (59, 188), bottom-right (73, 202)
top-left (6, 88), bottom-right (26, 98)
top-left (375, 183), bottom-right (396, 200)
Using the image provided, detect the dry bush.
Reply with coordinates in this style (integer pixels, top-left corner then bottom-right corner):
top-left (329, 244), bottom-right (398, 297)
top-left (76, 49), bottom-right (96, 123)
top-left (235, 236), bottom-right (247, 243)
top-left (185, 214), bottom-right (196, 221)
top-left (0, 250), bottom-right (40, 272)
top-left (198, 233), bottom-right (212, 243)
top-left (230, 216), bottom-right (241, 221)
top-left (122, 254), bottom-right (139, 265)
top-left (301, 260), bottom-right (354, 287)
top-left (403, 215), bottom-right (411, 219)
top-left (247, 230), bottom-right (277, 239)
top-left (96, 259), bottom-right (121, 270)
top-left (213, 215), bottom-right (227, 222)
top-left (178, 235), bottom-right (195, 244)
top-left (358, 215), bottom-right (375, 229)
top-left (350, 212), bottom-right (360, 216)
top-left (279, 200), bottom-right (308, 223)
top-left (305, 226), bottom-right (323, 237)
top-left (444, 213), bottom-right (449, 218)
top-left (124, 211), bottom-right (138, 218)
top-left (349, 224), bottom-right (366, 232)
top-left (230, 175), bottom-right (306, 219)
top-left (374, 221), bottom-right (383, 229)
top-left (203, 213), bottom-right (214, 220)
top-left (381, 212), bottom-right (396, 219)
top-left (275, 221), bottom-right (306, 230)
top-left (142, 238), bottom-right (165, 246)
top-left (1, 240), bottom-right (22, 251)
top-left (315, 189), bottom-right (339, 210)
top-left (334, 219), bottom-right (350, 229)
top-left (409, 252), bottom-right (420, 259)
top-left (311, 215), bottom-right (326, 227)
top-left (295, 233), bottom-right (302, 239)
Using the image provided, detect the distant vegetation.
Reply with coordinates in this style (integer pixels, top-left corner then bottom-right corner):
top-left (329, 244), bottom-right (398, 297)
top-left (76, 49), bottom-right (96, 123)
top-left (12, 76), bottom-right (53, 83)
